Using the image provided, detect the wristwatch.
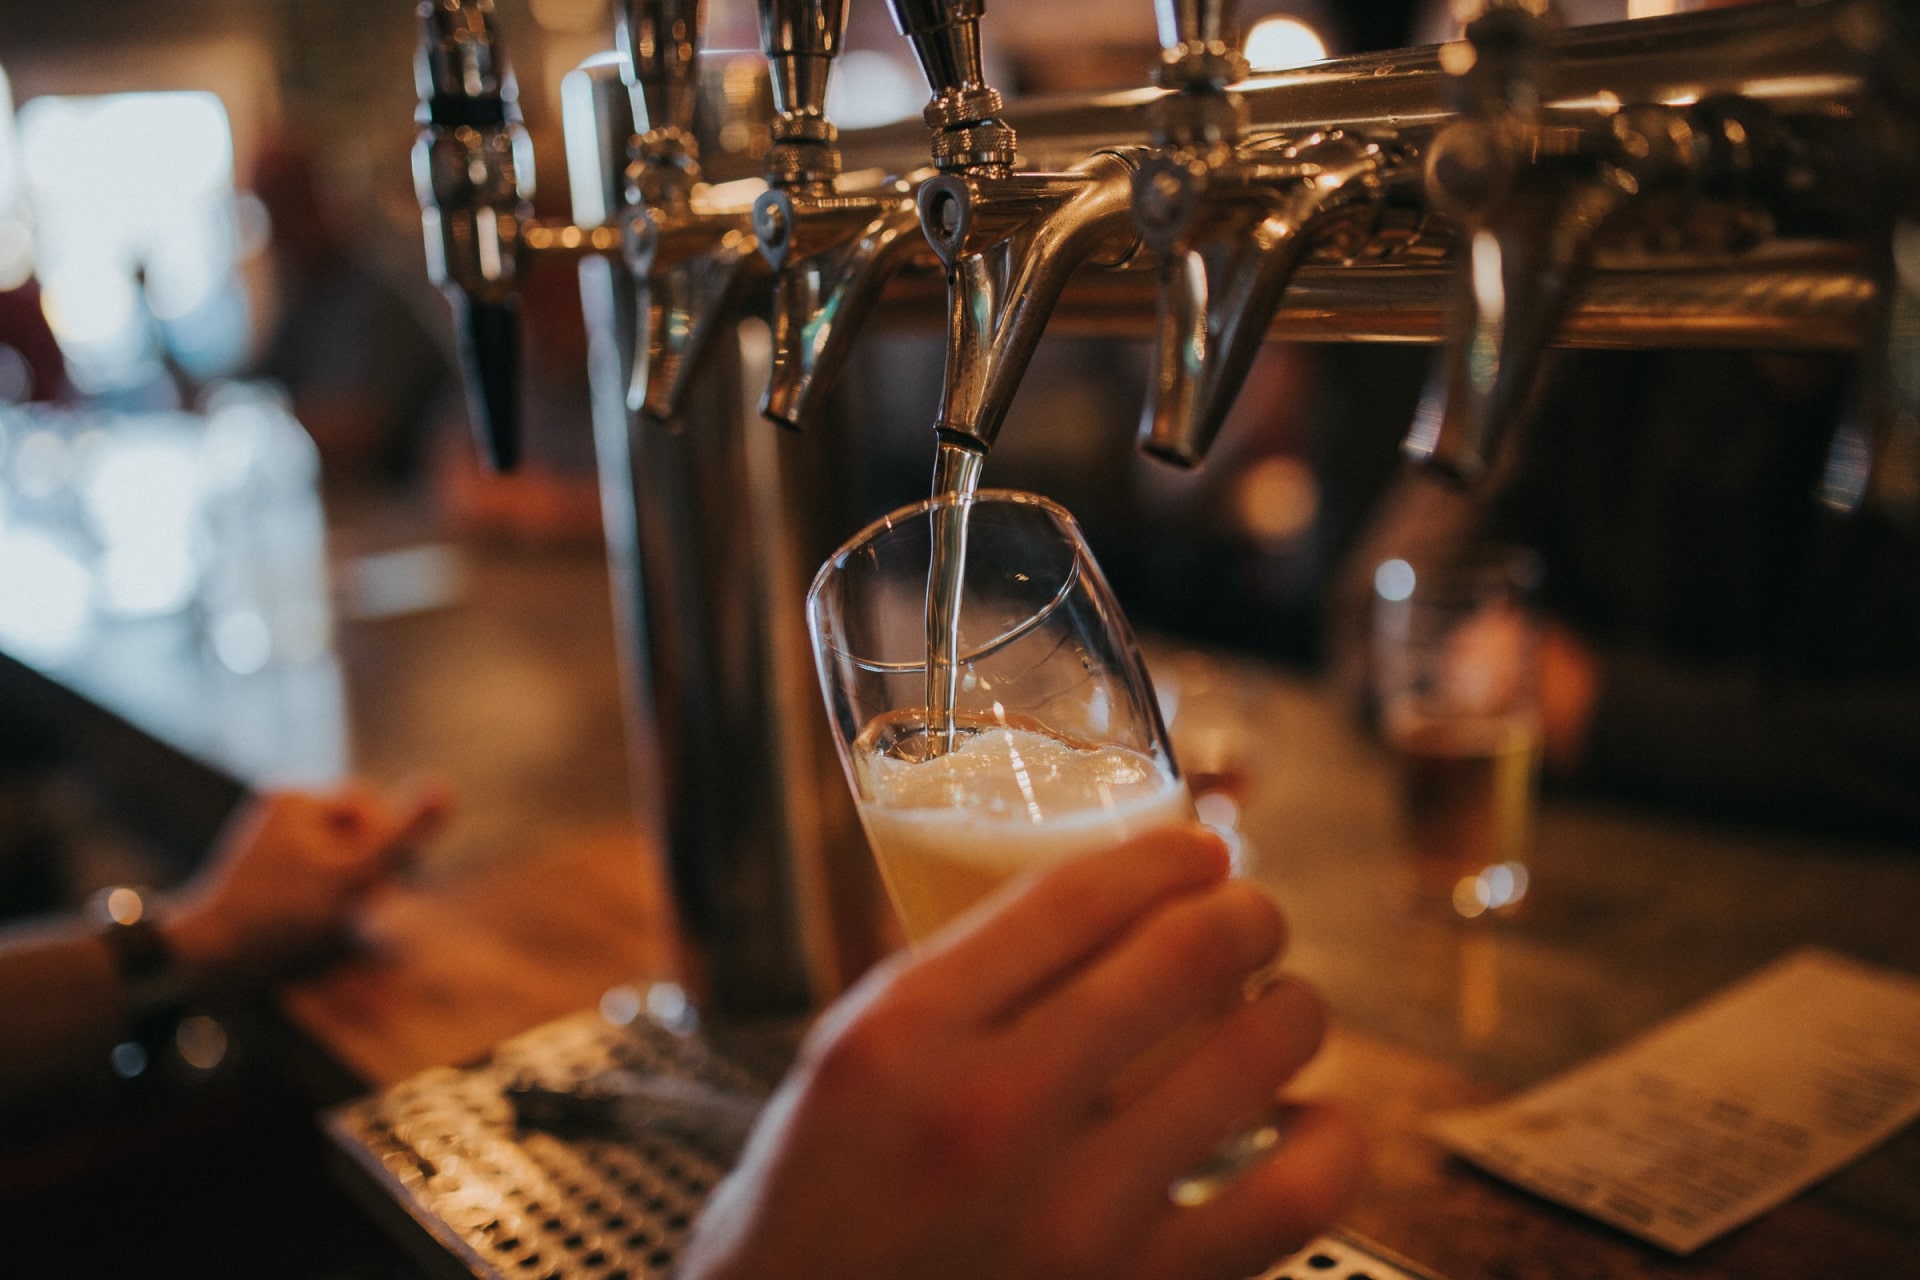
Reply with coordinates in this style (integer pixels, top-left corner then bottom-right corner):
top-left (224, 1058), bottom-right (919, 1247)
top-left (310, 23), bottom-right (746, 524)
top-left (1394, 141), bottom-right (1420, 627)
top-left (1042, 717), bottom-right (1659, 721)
top-left (92, 887), bottom-right (189, 1055)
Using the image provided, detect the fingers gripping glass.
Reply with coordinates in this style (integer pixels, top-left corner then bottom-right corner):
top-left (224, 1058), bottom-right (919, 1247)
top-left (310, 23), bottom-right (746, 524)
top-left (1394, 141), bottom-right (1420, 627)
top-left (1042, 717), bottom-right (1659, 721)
top-left (807, 489), bottom-right (1285, 1204)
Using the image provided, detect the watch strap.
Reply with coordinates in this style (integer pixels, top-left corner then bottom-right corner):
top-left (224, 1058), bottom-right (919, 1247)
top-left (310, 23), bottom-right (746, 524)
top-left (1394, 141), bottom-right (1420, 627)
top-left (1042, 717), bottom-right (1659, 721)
top-left (94, 890), bottom-right (190, 1046)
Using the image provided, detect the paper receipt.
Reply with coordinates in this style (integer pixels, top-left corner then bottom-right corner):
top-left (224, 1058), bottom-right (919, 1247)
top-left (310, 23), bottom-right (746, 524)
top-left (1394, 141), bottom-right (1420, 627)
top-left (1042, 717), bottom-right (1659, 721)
top-left (1427, 949), bottom-right (1920, 1254)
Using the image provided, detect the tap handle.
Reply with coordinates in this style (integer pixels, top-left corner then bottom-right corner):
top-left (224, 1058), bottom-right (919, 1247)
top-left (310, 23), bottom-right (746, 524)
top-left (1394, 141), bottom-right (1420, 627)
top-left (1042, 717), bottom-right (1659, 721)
top-left (884, 0), bottom-right (1016, 171)
top-left (415, 0), bottom-right (529, 471)
top-left (1450, 0), bottom-right (1552, 118)
top-left (417, 0), bottom-right (510, 120)
top-left (759, 0), bottom-right (849, 187)
top-left (623, 0), bottom-right (706, 139)
top-left (759, 0), bottom-right (847, 133)
top-left (1153, 0), bottom-right (1247, 89)
top-left (453, 297), bottom-right (522, 470)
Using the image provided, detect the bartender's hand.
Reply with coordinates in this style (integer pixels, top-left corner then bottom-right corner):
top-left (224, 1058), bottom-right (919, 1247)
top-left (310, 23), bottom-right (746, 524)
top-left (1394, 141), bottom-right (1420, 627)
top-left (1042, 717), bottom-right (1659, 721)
top-left (163, 777), bottom-right (453, 987)
top-left (679, 826), bottom-right (1365, 1280)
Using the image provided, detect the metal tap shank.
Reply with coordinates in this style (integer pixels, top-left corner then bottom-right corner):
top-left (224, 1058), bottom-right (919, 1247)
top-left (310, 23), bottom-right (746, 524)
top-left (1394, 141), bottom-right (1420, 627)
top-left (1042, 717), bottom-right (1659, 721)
top-left (620, 0), bottom-right (768, 423)
top-left (916, 152), bottom-right (1146, 452)
top-left (751, 0), bottom-right (941, 432)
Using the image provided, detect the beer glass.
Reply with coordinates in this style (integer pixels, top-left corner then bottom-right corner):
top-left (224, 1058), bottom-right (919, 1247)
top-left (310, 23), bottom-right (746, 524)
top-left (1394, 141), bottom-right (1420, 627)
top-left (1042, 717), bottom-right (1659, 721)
top-left (807, 490), bottom-right (1192, 942)
top-left (811, 490), bottom-right (1289, 1205)
top-left (1372, 547), bottom-right (1542, 918)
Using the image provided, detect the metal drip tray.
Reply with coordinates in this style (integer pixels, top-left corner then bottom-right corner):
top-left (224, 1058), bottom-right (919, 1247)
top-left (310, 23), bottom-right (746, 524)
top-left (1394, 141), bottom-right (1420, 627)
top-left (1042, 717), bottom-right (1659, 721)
top-left (325, 1002), bottom-right (791, 1280)
top-left (327, 1001), bottom-right (1443, 1280)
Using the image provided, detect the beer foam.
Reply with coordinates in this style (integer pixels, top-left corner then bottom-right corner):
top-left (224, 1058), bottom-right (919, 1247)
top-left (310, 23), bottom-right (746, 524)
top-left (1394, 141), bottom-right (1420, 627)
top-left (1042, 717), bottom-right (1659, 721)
top-left (857, 726), bottom-right (1190, 874)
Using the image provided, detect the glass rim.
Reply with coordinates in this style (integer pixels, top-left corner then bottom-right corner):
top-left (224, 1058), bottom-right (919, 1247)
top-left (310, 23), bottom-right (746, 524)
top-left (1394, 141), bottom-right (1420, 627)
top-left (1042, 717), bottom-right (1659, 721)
top-left (808, 488), bottom-right (1088, 675)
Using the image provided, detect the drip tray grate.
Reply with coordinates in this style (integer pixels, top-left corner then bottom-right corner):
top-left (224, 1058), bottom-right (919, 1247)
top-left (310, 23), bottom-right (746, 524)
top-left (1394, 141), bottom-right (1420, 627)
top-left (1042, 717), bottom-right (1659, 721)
top-left (325, 1003), bottom-right (790, 1280)
top-left (327, 1000), bottom-right (1445, 1280)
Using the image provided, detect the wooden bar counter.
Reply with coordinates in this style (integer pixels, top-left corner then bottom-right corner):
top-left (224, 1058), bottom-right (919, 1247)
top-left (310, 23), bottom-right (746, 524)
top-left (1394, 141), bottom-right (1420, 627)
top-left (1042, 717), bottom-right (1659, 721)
top-left (281, 534), bottom-right (1919, 1279)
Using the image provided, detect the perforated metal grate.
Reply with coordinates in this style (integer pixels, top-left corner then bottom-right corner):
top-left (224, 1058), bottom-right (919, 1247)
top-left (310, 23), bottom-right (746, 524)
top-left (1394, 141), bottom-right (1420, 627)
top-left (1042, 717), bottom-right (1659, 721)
top-left (326, 1005), bottom-right (785, 1280)
top-left (328, 1004), bottom-right (1445, 1280)
top-left (1256, 1230), bottom-right (1446, 1280)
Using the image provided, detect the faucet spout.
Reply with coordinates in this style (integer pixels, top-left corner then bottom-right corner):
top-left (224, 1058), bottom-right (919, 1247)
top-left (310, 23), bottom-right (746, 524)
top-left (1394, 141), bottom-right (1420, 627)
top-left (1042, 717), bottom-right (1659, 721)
top-left (917, 150), bottom-right (1145, 451)
top-left (1865, 269), bottom-right (1920, 521)
top-left (1405, 158), bottom-right (1627, 485)
top-left (1136, 133), bottom-right (1401, 467)
top-left (619, 0), bottom-right (767, 422)
top-left (1404, 3), bottom-right (1727, 485)
top-left (756, 180), bottom-right (930, 430)
top-left (1824, 230), bottom-right (1920, 521)
top-left (626, 211), bottom-right (763, 424)
top-left (750, 0), bottom-right (937, 431)
top-left (1822, 9), bottom-right (1920, 521)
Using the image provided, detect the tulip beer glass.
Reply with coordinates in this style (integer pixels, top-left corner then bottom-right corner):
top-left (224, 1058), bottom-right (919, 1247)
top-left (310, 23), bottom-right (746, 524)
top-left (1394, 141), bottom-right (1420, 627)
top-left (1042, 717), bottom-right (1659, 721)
top-left (808, 490), bottom-right (1192, 942)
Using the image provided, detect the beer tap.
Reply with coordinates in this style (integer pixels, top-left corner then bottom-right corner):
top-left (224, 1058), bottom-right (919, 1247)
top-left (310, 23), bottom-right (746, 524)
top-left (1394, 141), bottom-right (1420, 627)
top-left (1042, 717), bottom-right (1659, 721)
top-left (1131, 0), bottom-right (1412, 467)
top-left (751, 0), bottom-right (933, 432)
top-left (885, 0), bottom-right (1148, 462)
top-left (1828, 231), bottom-right (1920, 522)
top-left (1402, 0), bottom-right (1616, 486)
top-left (414, 0), bottom-right (624, 470)
top-left (414, 0), bottom-right (536, 471)
top-left (1824, 1), bottom-right (1920, 522)
top-left (1402, 0), bottom-right (1777, 486)
top-left (620, 0), bottom-right (764, 422)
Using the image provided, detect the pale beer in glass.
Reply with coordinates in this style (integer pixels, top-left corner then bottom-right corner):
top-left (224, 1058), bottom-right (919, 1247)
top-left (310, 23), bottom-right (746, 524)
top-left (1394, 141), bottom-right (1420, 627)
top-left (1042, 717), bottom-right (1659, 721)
top-left (808, 491), bottom-right (1192, 941)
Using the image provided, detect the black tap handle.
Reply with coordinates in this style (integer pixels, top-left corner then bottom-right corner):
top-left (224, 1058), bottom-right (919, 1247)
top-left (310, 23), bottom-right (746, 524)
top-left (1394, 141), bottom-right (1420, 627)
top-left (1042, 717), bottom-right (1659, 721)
top-left (455, 296), bottom-right (523, 472)
top-left (415, 0), bottom-right (530, 472)
top-left (624, 0), bottom-right (706, 137)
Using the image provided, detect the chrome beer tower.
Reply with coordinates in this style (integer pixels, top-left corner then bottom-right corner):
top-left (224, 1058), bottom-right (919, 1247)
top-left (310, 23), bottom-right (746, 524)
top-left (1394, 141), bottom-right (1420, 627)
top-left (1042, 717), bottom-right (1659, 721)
top-left (415, 0), bottom-right (1918, 1019)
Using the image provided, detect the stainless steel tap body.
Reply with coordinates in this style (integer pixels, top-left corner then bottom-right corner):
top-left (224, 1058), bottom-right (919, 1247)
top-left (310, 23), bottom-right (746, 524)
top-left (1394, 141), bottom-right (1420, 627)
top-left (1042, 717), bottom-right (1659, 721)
top-left (840, 3), bottom-right (1881, 351)
top-left (916, 150), bottom-right (1148, 451)
top-left (565, 55), bottom-right (883, 1021)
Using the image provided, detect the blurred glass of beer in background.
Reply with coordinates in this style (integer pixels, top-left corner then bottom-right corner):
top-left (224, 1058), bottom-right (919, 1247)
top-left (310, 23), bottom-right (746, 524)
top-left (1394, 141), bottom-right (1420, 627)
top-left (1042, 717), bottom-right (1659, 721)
top-left (1372, 548), bottom-right (1543, 919)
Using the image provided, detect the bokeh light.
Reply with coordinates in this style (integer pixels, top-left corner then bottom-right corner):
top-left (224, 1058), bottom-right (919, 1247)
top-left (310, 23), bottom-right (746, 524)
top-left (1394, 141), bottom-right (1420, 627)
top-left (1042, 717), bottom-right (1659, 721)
top-left (827, 51), bottom-right (923, 129)
top-left (1245, 17), bottom-right (1328, 71)
top-left (1375, 558), bottom-right (1417, 603)
top-left (18, 91), bottom-right (247, 391)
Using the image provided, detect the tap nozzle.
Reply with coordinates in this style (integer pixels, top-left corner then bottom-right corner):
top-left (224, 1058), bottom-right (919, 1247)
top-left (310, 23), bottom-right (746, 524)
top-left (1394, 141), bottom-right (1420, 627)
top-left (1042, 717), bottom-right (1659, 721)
top-left (619, 0), bottom-right (764, 422)
top-left (752, 177), bottom-right (930, 432)
top-left (1135, 133), bottom-right (1399, 468)
top-left (1823, 229), bottom-right (1920, 521)
top-left (1820, 3), bottom-right (1920, 520)
top-left (414, 0), bottom-right (532, 471)
top-left (1403, 0), bottom-right (1631, 486)
top-left (751, 2), bottom-right (929, 432)
top-left (885, 0), bottom-right (1017, 174)
top-left (912, 150), bottom-right (1147, 453)
top-left (1409, 69), bottom-right (1746, 487)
